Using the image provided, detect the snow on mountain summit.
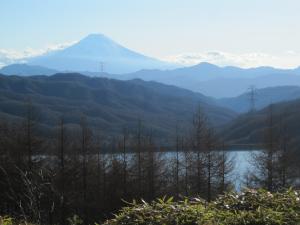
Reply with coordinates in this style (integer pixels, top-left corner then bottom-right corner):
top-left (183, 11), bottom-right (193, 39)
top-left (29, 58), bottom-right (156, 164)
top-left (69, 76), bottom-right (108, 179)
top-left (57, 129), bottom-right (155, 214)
top-left (27, 34), bottom-right (174, 73)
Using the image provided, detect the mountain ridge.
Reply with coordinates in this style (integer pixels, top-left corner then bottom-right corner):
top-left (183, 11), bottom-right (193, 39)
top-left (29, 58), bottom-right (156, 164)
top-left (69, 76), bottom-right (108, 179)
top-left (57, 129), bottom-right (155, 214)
top-left (0, 64), bottom-right (58, 76)
top-left (217, 86), bottom-right (300, 113)
top-left (221, 98), bottom-right (300, 145)
top-left (0, 73), bottom-right (236, 140)
top-left (26, 33), bottom-right (176, 74)
top-left (3, 61), bottom-right (300, 98)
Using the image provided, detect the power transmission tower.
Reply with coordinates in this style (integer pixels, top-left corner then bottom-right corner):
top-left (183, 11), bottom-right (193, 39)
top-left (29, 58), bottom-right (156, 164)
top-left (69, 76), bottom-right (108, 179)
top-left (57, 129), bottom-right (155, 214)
top-left (99, 61), bottom-right (105, 74)
top-left (248, 85), bottom-right (257, 113)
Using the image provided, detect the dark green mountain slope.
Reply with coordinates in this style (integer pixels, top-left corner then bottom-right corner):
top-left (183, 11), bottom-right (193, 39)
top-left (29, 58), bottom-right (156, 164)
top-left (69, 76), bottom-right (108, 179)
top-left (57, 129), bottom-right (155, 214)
top-left (0, 73), bottom-right (236, 139)
top-left (222, 99), bottom-right (300, 145)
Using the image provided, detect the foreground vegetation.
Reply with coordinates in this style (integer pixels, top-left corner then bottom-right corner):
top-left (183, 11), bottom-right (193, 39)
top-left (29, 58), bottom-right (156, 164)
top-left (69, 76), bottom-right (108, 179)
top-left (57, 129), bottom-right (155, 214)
top-left (1, 189), bottom-right (299, 225)
top-left (105, 189), bottom-right (300, 225)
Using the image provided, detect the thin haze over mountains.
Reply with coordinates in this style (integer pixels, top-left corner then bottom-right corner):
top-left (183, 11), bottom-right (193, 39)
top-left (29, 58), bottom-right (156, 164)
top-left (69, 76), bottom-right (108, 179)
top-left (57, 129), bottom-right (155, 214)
top-left (1, 33), bottom-right (300, 98)
top-left (1, 34), bottom-right (300, 70)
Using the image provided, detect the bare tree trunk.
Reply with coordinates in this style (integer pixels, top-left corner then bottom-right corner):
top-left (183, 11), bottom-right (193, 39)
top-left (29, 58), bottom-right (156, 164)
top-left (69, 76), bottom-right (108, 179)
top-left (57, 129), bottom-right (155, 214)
top-left (192, 106), bottom-right (207, 195)
top-left (220, 149), bottom-right (225, 193)
top-left (58, 117), bottom-right (66, 225)
top-left (204, 128), bottom-right (216, 202)
top-left (280, 136), bottom-right (287, 188)
top-left (183, 138), bottom-right (189, 196)
top-left (80, 117), bottom-right (90, 225)
top-left (122, 128), bottom-right (128, 197)
top-left (196, 151), bottom-right (202, 194)
top-left (146, 132), bottom-right (155, 200)
top-left (136, 120), bottom-right (142, 197)
top-left (102, 154), bottom-right (107, 211)
top-left (25, 100), bottom-right (34, 171)
top-left (207, 151), bottom-right (212, 202)
top-left (278, 113), bottom-right (291, 188)
top-left (95, 135), bottom-right (102, 210)
top-left (175, 126), bottom-right (180, 197)
top-left (266, 105), bottom-right (275, 191)
top-left (218, 142), bottom-right (234, 194)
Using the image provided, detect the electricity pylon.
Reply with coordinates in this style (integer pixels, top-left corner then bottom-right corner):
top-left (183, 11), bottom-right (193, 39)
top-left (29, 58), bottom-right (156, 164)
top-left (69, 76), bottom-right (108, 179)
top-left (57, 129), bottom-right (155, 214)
top-left (248, 85), bottom-right (257, 113)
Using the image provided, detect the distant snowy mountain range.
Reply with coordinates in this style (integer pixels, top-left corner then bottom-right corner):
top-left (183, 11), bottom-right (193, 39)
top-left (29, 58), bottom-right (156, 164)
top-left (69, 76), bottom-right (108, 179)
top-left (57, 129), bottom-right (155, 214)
top-left (1, 33), bottom-right (300, 98)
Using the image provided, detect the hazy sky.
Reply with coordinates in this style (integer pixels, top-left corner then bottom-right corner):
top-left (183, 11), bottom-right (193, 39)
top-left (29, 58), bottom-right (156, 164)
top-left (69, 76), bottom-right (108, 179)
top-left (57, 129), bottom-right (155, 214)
top-left (1, 0), bottom-right (300, 68)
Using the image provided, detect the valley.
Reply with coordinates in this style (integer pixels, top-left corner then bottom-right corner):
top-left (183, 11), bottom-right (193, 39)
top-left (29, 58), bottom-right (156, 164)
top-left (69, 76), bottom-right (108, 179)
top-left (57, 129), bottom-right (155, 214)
top-left (1, 9), bottom-right (300, 223)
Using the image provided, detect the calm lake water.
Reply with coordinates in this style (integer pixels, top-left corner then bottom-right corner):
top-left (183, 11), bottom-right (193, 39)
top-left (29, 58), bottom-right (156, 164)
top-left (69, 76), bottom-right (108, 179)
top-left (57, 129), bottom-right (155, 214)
top-left (163, 150), bottom-right (259, 191)
top-left (114, 150), bottom-right (259, 190)
top-left (230, 150), bottom-right (259, 190)
top-left (38, 150), bottom-right (259, 191)
top-left (151, 150), bottom-right (259, 191)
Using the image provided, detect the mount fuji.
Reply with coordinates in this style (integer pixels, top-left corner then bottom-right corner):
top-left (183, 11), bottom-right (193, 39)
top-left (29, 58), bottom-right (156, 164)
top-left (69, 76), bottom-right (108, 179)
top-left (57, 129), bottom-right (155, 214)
top-left (27, 34), bottom-right (175, 74)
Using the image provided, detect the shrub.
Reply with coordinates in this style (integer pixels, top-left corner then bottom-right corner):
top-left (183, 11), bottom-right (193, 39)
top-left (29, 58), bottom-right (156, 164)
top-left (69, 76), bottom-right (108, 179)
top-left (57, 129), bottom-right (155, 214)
top-left (0, 217), bottom-right (13, 225)
top-left (105, 189), bottom-right (300, 225)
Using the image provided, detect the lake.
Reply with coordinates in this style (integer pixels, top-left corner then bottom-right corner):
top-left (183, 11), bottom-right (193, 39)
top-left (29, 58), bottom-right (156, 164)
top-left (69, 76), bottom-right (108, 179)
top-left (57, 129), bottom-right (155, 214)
top-left (230, 150), bottom-right (259, 191)
top-left (36, 149), bottom-right (259, 191)
top-left (131, 149), bottom-right (259, 191)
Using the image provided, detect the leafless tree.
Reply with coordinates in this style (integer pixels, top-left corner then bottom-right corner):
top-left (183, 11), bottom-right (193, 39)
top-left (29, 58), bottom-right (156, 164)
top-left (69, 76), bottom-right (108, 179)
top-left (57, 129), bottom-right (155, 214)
top-left (217, 143), bottom-right (235, 193)
top-left (23, 99), bottom-right (40, 171)
top-left (192, 106), bottom-right (207, 194)
top-left (57, 116), bottom-right (67, 225)
top-left (121, 127), bottom-right (128, 197)
top-left (250, 105), bottom-right (279, 191)
top-left (79, 116), bottom-right (92, 225)
top-left (133, 119), bottom-right (144, 197)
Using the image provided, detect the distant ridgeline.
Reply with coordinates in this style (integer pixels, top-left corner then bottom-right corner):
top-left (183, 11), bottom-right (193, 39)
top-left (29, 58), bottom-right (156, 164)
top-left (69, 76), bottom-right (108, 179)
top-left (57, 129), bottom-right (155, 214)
top-left (0, 73), bottom-right (236, 142)
top-left (221, 97), bottom-right (300, 147)
top-left (1, 72), bottom-right (300, 148)
top-left (2, 62), bottom-right (300, 98)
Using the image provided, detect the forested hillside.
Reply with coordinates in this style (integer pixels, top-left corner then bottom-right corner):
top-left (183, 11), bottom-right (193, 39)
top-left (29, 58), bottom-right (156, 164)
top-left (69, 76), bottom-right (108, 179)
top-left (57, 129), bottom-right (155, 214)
top-left (0, 73), bottom-right (236, 140)
top-left (222, 98), bottom-right (300, 148)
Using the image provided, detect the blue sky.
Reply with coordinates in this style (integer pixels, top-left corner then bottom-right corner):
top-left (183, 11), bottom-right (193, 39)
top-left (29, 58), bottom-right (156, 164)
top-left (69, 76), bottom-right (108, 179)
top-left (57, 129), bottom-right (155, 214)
top-left (1, 0), bottom-right (300, 68)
